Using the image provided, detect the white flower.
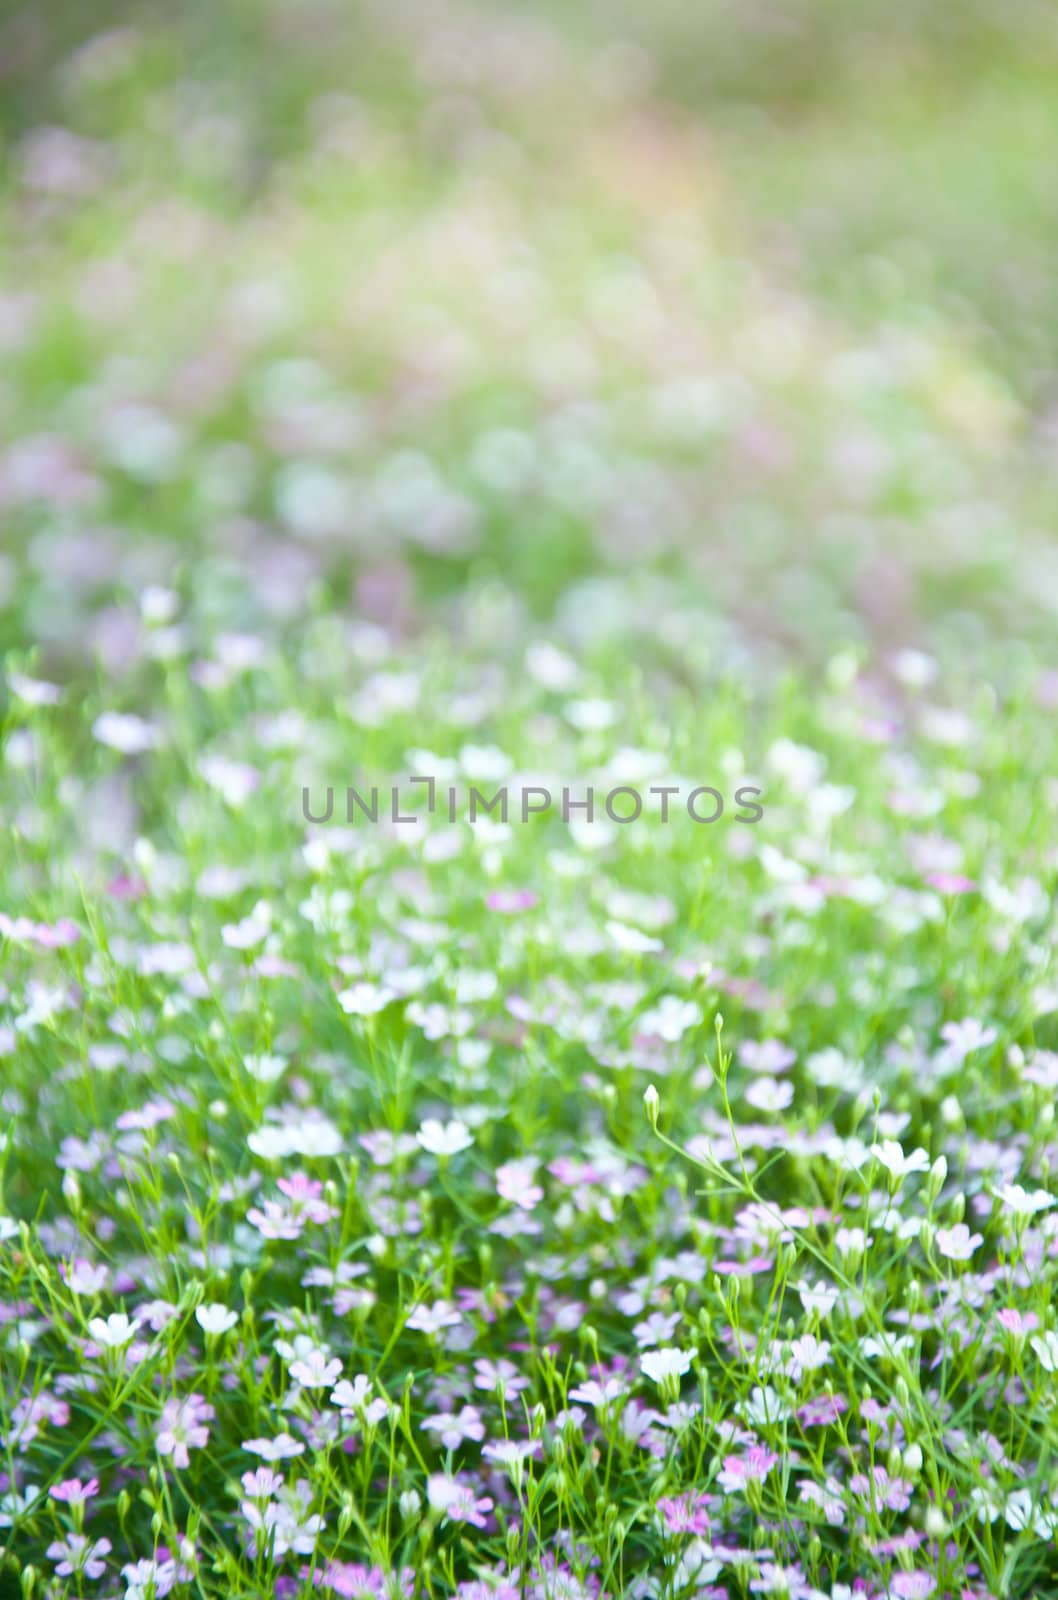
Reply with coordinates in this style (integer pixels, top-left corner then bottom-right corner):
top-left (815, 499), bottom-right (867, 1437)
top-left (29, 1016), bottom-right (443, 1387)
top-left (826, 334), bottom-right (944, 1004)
top-left (288, 1348), bottom-right (343, 1389)
top-left (88, 1312), bottom-right (142, 1348)
top-left (417, 1118), bottom-right (473, 1157)
top-left (994, 1183), bottom-right (1055, 1218)
top-left (606, 920), bottom-right (663, 955)
top-left (638, 996), bottom-right (701, 1042)
top-left (199, 755), bottom-right (260, 808)
top-left (92, 711), bottom-right (160, 753)
top-left (286, 1115), bottom-right (342, 1158)
top-left (0, 1483), bottom-right (42, 1528)
top-left (796, 1279), bottom-right (839, 1318)
top-left (330, 1375), bottom-right (374, 1412)
top-left (745, 1078), bottom-right (794, 1113)
top-left (247, 1126), bottom-right (292, 1160)
top-left (1030, 1330), bottom-right (1058, 1373)
top-left (406, 1298), bottom-right (463, 1335)
top-left (0, 1216), bottom-right (20, 1242)
top-left (1004, 1487), bottom-right (1035, 1531)
top-left (640, 1348), bottom-right (693, 1385)
top-left (934, 1223), bottom-right (982, 1261)
top-left (122, 1558), bottom-right (177, 1600)
top-left (338, 982), bottom-right (396, 1016)
top-left (7, 671), bottom-right (62, 706)
top-left (242, 1433), bottom-right (305, 1461)
top-left (970, 1485), bottom-right (1002, 1524)
top-left (937, 1018), bottom-right (998, 1068)
top-left (741, 1384), bottom-right (791, 1426)
top-left (243, 1053), bottom-right (287, 1084)
top-left (785, 1334), bottom-right (831, 1378)
top-left (222, 902), bottom-right (271, 949)
top-left (248, 1114), bottom-right (342, 1161)
top-left (195, 1303), bottom-right (238, 1337)
top-left (871, 1140), bottom-right (930, 1182)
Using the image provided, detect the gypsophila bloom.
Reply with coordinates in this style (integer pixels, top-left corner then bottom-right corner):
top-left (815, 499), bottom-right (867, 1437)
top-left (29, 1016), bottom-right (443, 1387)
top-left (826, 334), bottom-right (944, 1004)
top-left (871, 1141), bottom-right (930, 1182)
top-left (50, 1477), bottom-right (99, 1506)
top-left (657, 1492), bottom-right (711, 1534)
top-left (92, 711), bottom-right (159, 753)
top-left (288, 1347), bottom-right (343, 1388)
top-left (241, 1478), bottom-right (323, 1557)
top-left (745, 1078), bottom-right (795, 1113)
top-left (796, 1279), bottom-right (840, 1317)
top-left (798, 1477), bottom-right (846, 1525)
top-left (785, 1334), bottom-right (831, 1379)
top-left (2, 28), bottom-right (1057, 1600)
top-left (406, 1298), bottom-right (463, 1334)
top-left (496, 1159), bottom-right (544, 1209)
top-left (417, 1118), bottom-right (474, 1157)
top-left (242, 1433), bottom-right (306, 1460)
top-left (640, 1347), bottom-right (693, 1385)
top-left (422, 1405), bottom-right (485, 1449)
top-left (1030, 1330), bottom-right (1058, 1372)
top-left (849, 1466), bottom-right (913, 1512)
top-left (156, 1394), bottom-right (214, 1467)
top-left (994, 1182), bottom-right (1055, 1216)
top-left (88, 1312), bottom-right (142, 1348)
top-left (122, 1558), bottom-right (180, 1600)
top-left (937, 1018), bottom-right (998, 1067)
top-left (62, 1258), bottom-right (109, 1294)
top-left (195, 1302), bottom-right (239, 1336)
top-left (47, 1534), bottom-right (112, 1579)
top-left (426, 1474), bottom-right (493, 1528)
top-left (717, 1446), bottom-right (779, 1493)
top-left (888, 1574), bottom-right (936, 1599)
top-left (934, 1222), bottom-right (982, 1261)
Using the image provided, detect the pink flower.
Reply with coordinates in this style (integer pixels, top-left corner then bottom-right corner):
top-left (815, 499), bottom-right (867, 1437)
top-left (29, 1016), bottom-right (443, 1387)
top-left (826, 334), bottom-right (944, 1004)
top-left (422, 1405), bottom-right (485, 1450)
top-left (924, 872), bottom-right (977, 895)
top-left (155, 1394), bottom-right (214, 1468)
top-left (276, 1171), bottom-right (338, 1223)
top-left (568, 1376), bottom-right (627, 1408)
top-left (50, 1477), bottom-right (99, 1506)
top-left (485, 889), bottom-right (537, 914)
top-left (890, 1576), bottom-right (936, 1599)
top-left (246, 1199), bottom-right (303, 1240)
top-left (849, 1465), bottom-right (913, 1512)
top-left (997, 1307), bottom-right (1038, 1337)
top-left (657, 1491), bottom-right (711, 1534)
top-left (61, 1259), bottom-right (109, 1296)
top-left (717, 1445), bottom-right (778, 1493)
top-left (426, 1474), bottom-right (493, 1528)
top-left (798, 1477), bottom-right (846, 1526)
top-left (496, 1160), bottom-right (543, 1211)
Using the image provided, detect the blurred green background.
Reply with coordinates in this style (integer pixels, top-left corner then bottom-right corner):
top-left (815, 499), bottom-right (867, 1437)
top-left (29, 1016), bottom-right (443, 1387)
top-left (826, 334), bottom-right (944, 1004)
top-left (2, 0), bottom-right (1057, 673)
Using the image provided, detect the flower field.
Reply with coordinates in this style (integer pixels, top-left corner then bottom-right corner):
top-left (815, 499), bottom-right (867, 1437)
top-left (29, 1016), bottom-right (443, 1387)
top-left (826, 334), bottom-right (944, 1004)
top-left (3, 3), bottom-right (1058, 1598)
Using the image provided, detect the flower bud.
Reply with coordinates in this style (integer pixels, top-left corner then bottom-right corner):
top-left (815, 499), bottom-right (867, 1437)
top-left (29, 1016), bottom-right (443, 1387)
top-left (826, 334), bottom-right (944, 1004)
top-left (927, 1156), bottom-right (947, 1205)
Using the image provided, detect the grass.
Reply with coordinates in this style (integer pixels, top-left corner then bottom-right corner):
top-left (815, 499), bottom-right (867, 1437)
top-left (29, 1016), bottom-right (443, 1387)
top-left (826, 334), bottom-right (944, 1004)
top-left (2, 2), bottom-right (1058, 1597)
